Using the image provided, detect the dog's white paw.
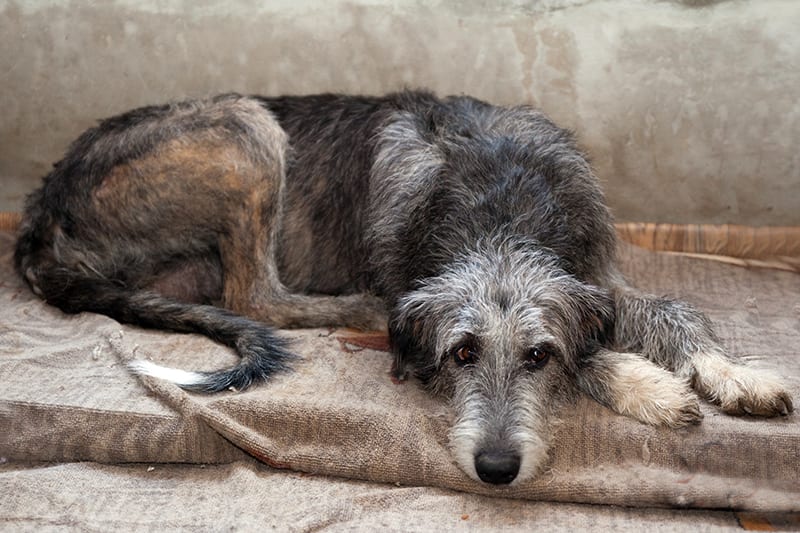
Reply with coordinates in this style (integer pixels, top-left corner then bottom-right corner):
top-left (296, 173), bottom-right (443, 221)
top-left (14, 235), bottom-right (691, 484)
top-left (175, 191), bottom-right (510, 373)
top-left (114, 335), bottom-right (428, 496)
top-left (601, 352), bottom-right (703, 428)
top-left (614, 377), bottom-right (703, 428)
top-left (691, 352), bottom-right (794, 417)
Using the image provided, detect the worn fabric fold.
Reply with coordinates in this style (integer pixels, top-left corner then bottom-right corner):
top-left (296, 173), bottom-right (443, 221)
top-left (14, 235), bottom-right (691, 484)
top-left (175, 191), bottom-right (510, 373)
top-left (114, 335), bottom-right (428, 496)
top-left (1, 231), bottom-right (798, 511)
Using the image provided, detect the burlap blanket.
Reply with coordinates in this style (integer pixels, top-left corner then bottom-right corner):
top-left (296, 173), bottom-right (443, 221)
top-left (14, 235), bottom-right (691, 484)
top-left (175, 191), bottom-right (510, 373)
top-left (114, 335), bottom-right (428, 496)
top-left (9, 460), bottom-right (782, 531)
top-left (1, 230), bottom-right (798, 512)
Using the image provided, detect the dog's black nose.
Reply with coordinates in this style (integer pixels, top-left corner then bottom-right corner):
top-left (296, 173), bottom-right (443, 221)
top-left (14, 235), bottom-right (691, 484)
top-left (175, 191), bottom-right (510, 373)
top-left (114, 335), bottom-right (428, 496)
top-left (474, 451), bottom-right (521, 485)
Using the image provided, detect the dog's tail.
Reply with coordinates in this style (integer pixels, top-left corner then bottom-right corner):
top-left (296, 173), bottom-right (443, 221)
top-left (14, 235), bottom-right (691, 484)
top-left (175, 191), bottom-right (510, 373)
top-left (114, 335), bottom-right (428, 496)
top-left (25, 267), bottom-right (294, 392)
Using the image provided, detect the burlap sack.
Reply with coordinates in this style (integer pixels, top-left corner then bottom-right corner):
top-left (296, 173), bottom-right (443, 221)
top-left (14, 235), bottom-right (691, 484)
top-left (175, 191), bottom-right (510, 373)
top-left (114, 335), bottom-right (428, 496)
top-left (1, 231), bottom-right (798, 511)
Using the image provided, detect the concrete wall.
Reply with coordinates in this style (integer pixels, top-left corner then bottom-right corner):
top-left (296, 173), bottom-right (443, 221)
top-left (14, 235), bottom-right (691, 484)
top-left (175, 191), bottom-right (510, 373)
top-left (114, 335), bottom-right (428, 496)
top-left (1, 0), bottom-right (798, 224)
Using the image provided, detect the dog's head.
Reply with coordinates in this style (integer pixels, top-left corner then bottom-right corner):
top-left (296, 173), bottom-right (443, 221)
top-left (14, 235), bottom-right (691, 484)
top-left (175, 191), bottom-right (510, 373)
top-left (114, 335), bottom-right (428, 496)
top-left (390, 239), bottom-right (614, 485)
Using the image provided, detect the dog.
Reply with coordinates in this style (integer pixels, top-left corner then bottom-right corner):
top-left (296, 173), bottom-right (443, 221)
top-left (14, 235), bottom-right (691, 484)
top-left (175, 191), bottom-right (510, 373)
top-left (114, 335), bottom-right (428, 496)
top-left (15, 91), bottom-right (793, 486)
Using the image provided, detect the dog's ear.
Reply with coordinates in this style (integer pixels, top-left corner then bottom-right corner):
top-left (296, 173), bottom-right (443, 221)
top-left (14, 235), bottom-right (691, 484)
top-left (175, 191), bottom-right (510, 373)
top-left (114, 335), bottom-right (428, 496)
top-left (388, 286), bottom-right (446, 385)
top-left (390, 313), bottom-right (443, 386)
top-left (566, 281), bottom-right (616, 358)
top-left (584, 284), bottom-right (615, 346)
top-left (388, 309), bottom-right (424, 382)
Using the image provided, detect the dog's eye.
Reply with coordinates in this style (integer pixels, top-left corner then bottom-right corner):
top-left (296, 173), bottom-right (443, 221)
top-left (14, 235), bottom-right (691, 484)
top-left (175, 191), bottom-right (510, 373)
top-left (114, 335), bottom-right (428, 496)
top-left (453, 344), bottom-right (479, 366)
top-left (524, 345), bottom-right (553, 370)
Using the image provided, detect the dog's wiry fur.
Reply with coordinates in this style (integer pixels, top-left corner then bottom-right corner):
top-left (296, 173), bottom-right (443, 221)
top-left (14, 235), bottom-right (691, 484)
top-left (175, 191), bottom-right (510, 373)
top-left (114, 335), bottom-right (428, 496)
top-left (15, 90), bottom-right (793, 486)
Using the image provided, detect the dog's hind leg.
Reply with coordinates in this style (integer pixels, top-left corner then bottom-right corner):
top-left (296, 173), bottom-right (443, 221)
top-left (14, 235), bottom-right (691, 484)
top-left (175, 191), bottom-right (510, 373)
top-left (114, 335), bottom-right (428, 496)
top-left (219, 173), bottom-right (386, 331)
top-left (215, 136), bottom-right (386, 332)
top-left (16, 94), bottom-right (381, 392)
top-left (610, 282), bottom-right (793, 417)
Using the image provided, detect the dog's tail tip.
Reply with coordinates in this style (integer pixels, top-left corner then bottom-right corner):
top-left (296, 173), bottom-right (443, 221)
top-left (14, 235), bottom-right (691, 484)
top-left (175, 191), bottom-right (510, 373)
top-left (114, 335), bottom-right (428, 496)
top-left (127, 359), bottom-right (210, 389)
top-left (127, 355), bottom-right (293, 393)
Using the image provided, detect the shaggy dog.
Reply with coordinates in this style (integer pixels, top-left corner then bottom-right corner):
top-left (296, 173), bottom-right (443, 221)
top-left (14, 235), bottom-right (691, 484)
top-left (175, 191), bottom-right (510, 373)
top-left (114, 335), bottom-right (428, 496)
top-left (15, 91), bottom-right (793, 485)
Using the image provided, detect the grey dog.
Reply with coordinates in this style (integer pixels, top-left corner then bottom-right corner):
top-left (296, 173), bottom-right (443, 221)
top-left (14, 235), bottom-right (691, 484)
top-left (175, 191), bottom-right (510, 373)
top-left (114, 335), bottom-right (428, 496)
top-left (15, 91), bottom-right (793, 485)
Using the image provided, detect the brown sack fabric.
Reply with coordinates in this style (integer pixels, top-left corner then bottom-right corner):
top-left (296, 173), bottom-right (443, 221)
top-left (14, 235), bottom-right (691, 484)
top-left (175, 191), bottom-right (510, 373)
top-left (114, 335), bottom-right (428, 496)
top-left (2, 461), bottom-right (767, 531)
top-left (1, 230), bottom-right (798, 511)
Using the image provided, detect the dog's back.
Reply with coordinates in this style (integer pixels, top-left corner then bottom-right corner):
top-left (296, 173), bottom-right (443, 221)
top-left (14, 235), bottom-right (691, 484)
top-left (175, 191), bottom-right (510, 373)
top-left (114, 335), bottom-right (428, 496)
top-left (366, 94), bottom-right (617, 301)
top-left (265, 90), bottom-right (619, 300)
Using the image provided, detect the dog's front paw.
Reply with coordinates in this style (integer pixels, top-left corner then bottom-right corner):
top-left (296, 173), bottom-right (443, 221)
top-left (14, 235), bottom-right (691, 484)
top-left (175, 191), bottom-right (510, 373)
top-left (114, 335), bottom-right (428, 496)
top-left (729, 388), bottom-right (794, 417)
top-left (627, 381), bottom-right (703, 428)
top-left (661, 393), bottom-right (704, 428)
top-left (716, 375), bottom-right (793, 417)
top-left (584, 351), bottom-right (703, 428)
top-left (613, 379), bottom-right (703, 428)
top-left (691, 352), bottom-right (794, 417)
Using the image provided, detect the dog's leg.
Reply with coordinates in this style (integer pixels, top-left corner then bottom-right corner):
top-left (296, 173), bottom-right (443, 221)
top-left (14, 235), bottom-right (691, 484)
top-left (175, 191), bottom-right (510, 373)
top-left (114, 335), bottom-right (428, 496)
top-left (577, 349), bottom-right (702, 427)
top-left (216, 128), bottom-right (386, 332)
top-left (219, 172), bottom-right (387, 331)
top-left (611, 283), bottom-right (793, 417)
top-left (688, 349), bottom-right (793, 416)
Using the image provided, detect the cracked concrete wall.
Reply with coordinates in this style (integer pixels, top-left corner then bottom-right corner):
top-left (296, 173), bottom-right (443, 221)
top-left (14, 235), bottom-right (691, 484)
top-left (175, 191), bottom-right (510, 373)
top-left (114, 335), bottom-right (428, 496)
top-left (1, 0), bottom-right (798, 224)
